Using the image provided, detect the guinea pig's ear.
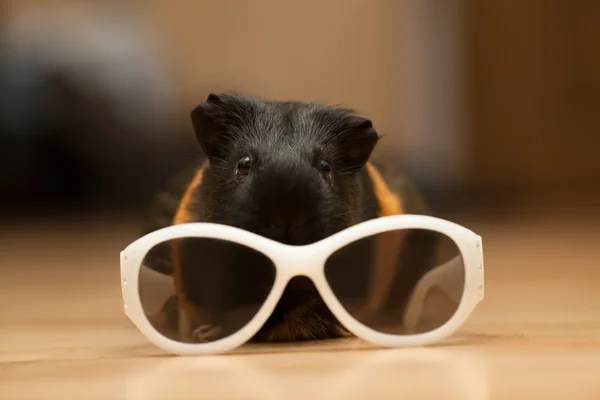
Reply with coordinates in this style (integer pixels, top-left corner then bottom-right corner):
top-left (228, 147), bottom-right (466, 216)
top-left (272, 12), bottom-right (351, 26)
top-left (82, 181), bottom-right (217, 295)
top-left (338, 117), bottom-right (380, 169)
top-left (191, 93), bottom-right (251, 161)
top-left (190, 94), bottom-right (225, 160)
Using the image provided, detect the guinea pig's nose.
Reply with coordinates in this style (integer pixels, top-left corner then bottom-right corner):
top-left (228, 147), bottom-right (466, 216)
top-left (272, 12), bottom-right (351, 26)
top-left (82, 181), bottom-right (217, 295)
top-left (290, 216), bottom-right (308, 232)
top-left (270, 215), bottom-right (284, 230)
top-left (268, 214), bottom-right (309, 243)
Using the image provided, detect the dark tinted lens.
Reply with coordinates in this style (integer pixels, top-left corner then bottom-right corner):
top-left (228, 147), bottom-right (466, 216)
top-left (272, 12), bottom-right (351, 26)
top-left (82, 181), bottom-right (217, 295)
top-left (324, 229), bottom-right (464, 335)
top-left (138, 237), bottom-right (276, 343)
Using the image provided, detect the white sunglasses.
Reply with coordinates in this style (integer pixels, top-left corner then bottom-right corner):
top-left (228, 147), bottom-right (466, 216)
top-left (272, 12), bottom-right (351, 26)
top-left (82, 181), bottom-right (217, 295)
top-left (120, 214), bottom-right (484, 356)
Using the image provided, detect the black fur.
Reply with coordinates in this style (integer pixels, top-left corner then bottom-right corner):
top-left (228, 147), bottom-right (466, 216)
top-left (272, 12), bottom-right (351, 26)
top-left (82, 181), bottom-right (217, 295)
top-left (142, 92), bottom-right (428, 343)
top-left (187, 93), bottom-right (384, 341)
top-left (191, 92), bottom-right (381, 244)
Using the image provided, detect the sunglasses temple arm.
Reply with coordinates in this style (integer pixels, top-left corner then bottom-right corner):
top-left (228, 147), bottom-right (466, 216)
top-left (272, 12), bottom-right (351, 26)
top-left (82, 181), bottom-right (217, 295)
top-left (402, 255), bottom-right (464, 332)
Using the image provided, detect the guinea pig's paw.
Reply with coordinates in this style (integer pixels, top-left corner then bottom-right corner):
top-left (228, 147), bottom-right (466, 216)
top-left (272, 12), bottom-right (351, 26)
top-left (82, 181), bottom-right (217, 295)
top-left (192, 324), bottom-right (223, 343)
top-left (333, 324), bottom-right (353, 338)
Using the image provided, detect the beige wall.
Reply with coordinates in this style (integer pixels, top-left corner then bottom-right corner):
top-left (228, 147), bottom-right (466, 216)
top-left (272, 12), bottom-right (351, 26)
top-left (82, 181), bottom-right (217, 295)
top-left (145, 0), bottom-right (401, 154)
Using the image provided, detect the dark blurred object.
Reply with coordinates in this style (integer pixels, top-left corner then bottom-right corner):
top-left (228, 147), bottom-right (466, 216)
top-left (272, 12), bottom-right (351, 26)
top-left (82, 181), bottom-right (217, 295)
top-left (0, 5), bottom-right (195, 216)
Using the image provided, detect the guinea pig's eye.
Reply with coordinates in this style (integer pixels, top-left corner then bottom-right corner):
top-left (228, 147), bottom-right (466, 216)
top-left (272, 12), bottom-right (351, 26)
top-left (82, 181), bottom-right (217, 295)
top-left (320, 160), bottom-right (332, 180)
top-left (236, 156), bottom-right (252, 177)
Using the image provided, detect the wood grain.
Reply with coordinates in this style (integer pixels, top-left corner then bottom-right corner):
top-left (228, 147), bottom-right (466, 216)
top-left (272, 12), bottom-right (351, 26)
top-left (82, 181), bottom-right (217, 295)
top-left (1, 216), bottom-right (600, 399)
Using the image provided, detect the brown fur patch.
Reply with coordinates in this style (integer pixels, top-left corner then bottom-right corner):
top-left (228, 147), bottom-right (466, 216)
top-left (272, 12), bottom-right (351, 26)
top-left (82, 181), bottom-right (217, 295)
top-left (171, 167), bottom-right (205, 340)
top-left (365, 162), bottom-right (404, 216)
top-left (360, 162), bottom-right (406, 318)
top-left (173, 168), bottom-right (205, 225)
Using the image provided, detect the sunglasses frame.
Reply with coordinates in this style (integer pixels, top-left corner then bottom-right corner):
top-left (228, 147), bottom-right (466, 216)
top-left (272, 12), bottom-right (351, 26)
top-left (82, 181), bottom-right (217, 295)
top-left (120, 214), bottom-right (484, 356)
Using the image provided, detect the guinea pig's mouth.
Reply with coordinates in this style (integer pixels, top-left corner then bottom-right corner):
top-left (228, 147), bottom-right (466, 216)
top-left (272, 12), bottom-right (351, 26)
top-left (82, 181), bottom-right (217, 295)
top-left (249, 276), bottom-right (350, 343)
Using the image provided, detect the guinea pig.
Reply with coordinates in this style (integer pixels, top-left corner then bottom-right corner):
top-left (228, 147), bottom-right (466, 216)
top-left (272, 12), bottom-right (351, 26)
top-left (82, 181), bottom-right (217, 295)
top-left (141, 92), bottom-right (432, 344)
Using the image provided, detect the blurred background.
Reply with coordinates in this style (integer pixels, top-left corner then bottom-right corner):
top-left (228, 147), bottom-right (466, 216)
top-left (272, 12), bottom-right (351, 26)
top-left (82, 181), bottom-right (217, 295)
top-left (2, 4), bottom-right (600, 395)
top-left (1, 0), bottom-right (599, 221)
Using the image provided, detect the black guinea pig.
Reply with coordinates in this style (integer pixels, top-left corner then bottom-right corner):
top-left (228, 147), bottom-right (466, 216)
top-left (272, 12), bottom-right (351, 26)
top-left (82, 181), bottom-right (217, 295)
top-left (191, 92), bottom-right (381, 241)
top-left (141, 92), bottom-right (431, 343)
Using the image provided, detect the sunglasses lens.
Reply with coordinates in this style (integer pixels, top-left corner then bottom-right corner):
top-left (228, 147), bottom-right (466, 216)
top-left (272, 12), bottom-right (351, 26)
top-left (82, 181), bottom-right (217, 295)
top-left (138, 237), bottom-right (276, 343)
top-left (324, 229), bottom-right (464, 335)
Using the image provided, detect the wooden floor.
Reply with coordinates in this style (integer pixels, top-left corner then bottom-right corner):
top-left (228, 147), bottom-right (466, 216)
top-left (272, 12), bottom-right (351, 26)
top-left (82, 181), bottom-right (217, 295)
top-left (1, 215), bottom-right (600, 399)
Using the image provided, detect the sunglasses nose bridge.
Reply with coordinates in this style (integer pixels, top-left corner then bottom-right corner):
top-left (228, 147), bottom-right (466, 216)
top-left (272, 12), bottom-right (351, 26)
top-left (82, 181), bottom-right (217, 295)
top-left (273, 243), bottom-right (324, 278)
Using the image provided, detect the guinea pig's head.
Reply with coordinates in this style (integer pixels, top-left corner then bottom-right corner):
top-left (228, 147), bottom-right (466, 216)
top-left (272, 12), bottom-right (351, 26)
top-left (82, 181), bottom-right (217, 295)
top-left (188, 92), bottom-right (380, 342)
top-left (192, 92), bottom-right (379, 244)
